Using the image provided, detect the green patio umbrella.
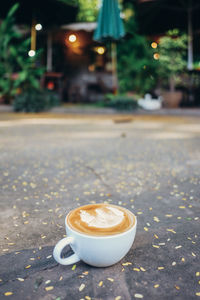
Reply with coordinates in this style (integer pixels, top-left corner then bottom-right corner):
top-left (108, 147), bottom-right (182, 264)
top-left (93, 0), bottom-right (125, 93)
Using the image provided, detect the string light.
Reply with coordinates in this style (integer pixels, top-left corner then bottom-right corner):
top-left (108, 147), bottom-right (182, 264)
top-left (68, 34), bottom-right (77, 43)
top-left (35, 24), bottom-right (42, 31)
top-left (153, 53), bottom-right (160, 60)
top-left (151, 42), bottom-right (158, 49)
top-left (28, 50), bottom-right (35, 57)
top-left (97, 47), bottom-right (105, 55)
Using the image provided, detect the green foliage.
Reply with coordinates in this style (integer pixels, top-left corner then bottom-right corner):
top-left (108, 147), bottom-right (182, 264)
top-left (13, 89), bottom-right (60, 112)
top-left (157, 29), bottom-right (187, 91)
top-left (0, 4), bottom-right (44, 103)
top-left (77, 0), bottom-right (98, 22)
top-left (117, 3), bottom-right (157, 94)
top-left (104, 93), bottom-right (138, 110)
top-left (57, 0), bottom-right (78, 6)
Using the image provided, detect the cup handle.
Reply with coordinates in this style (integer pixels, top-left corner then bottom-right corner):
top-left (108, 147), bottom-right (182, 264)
top-left (53, 237), bottom-right (80, 265)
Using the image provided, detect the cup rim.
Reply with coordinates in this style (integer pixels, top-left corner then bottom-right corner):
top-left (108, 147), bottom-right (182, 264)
top-left (65, 204), bottom-right (137, 239)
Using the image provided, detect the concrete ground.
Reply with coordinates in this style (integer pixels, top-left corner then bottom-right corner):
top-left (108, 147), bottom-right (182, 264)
top-left (0, 111), bottom-right (200, 300)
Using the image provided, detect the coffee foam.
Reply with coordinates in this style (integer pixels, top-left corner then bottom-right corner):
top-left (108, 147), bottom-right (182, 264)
top-left (67, 204), bottom-right (135, 236)
top-left (80, 206), bottom-right (124, 228)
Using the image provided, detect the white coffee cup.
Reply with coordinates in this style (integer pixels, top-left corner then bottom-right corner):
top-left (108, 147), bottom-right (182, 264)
top-left (53, 206), bottom-right (137, 267)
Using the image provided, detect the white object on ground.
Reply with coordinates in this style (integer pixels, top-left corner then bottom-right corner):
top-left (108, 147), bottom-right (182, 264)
top-left (138, 93), bottom-right (162, 110)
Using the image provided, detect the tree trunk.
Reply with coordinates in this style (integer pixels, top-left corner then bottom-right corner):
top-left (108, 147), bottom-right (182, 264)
top-left (169, 76), bottom-right (175, 93)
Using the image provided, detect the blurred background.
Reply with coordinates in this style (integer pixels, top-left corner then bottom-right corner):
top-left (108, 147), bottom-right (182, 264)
top-left (1, 0), bottom-right (200, 112)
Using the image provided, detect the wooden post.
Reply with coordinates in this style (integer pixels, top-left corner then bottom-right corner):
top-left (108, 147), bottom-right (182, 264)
top-left (31, 19), bottom-right (36, 51)
top-left (187, 6), bottom-right (193, 70)
top-left (111, 42), bottom-right (118, 94)
top-left (47, 31), bottom-right (53, 72)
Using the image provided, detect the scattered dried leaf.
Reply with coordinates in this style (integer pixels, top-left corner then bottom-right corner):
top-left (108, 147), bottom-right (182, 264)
top-left (45, 286), bottom-right (54, 291)
top-left (107, 278), bottom-right (114, 282)
top-left (4, 292), bottom-right (13, 296)
top-left (17, 278), bottom-right (24, 282)
top-left (98, 281), bottom-right (103, 287)
top-left (25, 265), bottom-right (31, 269)
top-left (79, 284), bottom-right (85, 292)
top-left (72, 264), bottom-right (76, 271)
top-left (134, 294), bottom-right (143, 299)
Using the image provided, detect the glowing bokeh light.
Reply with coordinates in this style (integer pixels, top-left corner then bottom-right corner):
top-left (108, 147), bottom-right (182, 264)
top-left (151, 42), bottom-right (158, 49)
top-left (153, 53), bottom-right (160, 60)
top-left (96, 47), bottom-right (105, 55)
top-left (35, 24), bottom-right (42, 31)
top-left (68, 34), bottom-right (77, 43)
top-left (28, 50), bottom-right (35, 57)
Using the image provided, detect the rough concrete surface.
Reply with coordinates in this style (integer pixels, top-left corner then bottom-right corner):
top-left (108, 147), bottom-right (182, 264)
top-left (0, 113), bottom-right (200, 300)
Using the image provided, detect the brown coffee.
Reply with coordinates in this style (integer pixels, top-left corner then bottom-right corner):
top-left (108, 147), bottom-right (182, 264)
top-left (67, 203), bottom-right (135, 236)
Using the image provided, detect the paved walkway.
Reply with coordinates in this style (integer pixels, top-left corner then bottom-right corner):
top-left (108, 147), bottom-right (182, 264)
top-left (0, 113), bottom-right (200, 299)
top-left (1, 103), bottom-right (200, 117)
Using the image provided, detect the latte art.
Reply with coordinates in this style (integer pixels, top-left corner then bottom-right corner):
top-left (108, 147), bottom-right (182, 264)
top-left (80, 206), bottom-right (124, 228)
top-left (67, 204), bottom-right (135, 236)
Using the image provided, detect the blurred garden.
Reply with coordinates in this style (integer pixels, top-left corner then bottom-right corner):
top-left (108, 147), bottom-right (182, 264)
top-left (1, 0), bottom-right (200, 112)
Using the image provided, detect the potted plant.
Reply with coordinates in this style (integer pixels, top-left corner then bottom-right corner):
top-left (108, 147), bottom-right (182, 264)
top-left (157, 29), bottom-right (187, 108)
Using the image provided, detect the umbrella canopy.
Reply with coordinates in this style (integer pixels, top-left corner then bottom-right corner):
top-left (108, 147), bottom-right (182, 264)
top-left (138, 0), bottom-right (200, 70)
top-left (94, 0), bottom-right (125, 41)
top-left (93, 0), bottom-right (125, 93)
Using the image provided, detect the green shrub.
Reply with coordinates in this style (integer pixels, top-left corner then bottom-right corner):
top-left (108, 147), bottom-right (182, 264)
top-left (104, 94), bottom-right (138, 110)
top-left (0, 4), bottom-right (45, 103)
top-left (117, 3), bottom-right (158, 94)
top-left (13, 89), bottom-right (60, 112)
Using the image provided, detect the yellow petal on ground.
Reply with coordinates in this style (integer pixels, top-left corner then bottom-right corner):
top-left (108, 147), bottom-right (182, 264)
top-left (167, 229), bottom-right (176, 234)
top-left (158, 267), bottom-right (164, 270)
top-left (152, 245), bottom-right (160, 248)
top-left (25, 265), bottom-right (31, 269)
top-left (153, 216), bottom-right (160, 222)
top-left (98, 281), bottom-right (103, 287)
top-left (82, 271), bottom-right (89, 275)
top-left (196, 292), bottom-right (200, 296)
top-left (30, 183), bottom-right (37, 188)
top-left (154, 284), bottom-right (159, 288)
top-left (175, 245), bottom-right (182, 249)
top-left (196, 272), bottom-right (200, 277)
top-left (107, 278), bottom-right (114, 282)
top-left (45, 286), bottom-right (54, 291)
top-left (115, 297), bottom-right (121, 300)
top-left (17, 278), bottom-right (24, 282)
top-left (134, 294), bottom-right (143, 299)
top-left (85, 297), bottom-right (91, 300)
top-left (79, 284), bottom-right (85, 291)
top-left (133, 268), bottom-right (140, 271)
top-left (4, 292), bottom-right (13, 296)
top-left (122, 262), bottom-right (132, 266)
top-left (154, 234), bottom-right (159, 239)
top-left (144, 227), bottom-right (148, 231)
